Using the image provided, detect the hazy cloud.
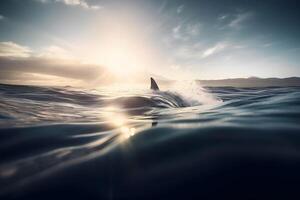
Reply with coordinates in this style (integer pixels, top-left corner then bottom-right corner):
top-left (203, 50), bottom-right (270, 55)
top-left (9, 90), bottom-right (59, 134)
top-left (0, 15), bottom-right (4, 20)
top-left (229, 11), bottom-right (253, 29)
top-left (186, 23), bottom-right (201, 36)
top-left (218, 14), bottom-right (228, 21)
top-left (202, 42), bottom-right (228, 58)
top-left (0, 41), bottom-right (112, 85)
top-left (37, 0), bottom-right (101, 10)
top-left (0, 42), bottom-right (32, 58)
top-left (263, 43), bottom-right (273, 48)
top-left (158, 0), bottom-right (168, 13)
top-left (0, 56), bottom-right (107, 81)
top-left (177, 5), bottom-right (184, 14)
top-left (172, 25), bottom-right (185, 40)
top-left (37, 45), bottom-right (74, 59)
top-left (174, 42), bottom-right (229, 60)
top-left (172, 23), bottom-right (201, 41)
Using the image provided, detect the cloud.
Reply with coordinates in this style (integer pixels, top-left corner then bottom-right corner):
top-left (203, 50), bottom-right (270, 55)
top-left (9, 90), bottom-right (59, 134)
top-left (0, 42), bottom-right (112, 86)
top-left (0, 56), bottom-right (107, 81)
top-left (158, 0), bottom-right (168, 13)
top-left (37, 45), bottom-right (74, 59)
top-left (186, 23), bottom-right (201, 36)
top-left (37, 0), bottom-right (101, 10)
top-left (263, 43), bottom-right (273, 48)
top-left (172, 23), bottom-right (201, 41)
top-left (202, 42), bottom-right (228, 58)
top-left (57, 0), bottom-right (100, 10)
top-left (172, 25), bottom-right (185, 40)
top-left (229, 11), bottom-right (253, 29)
top-left (218, 14), bottom-right (228, 21)
top-left (177, 5), bottom-right (184, 14)
top-left (0, 15), bottom-right (4, 20)
top-left (173, 42), bottom-right (228, 60)
top-left (0, 42), bottom-right (32, 58)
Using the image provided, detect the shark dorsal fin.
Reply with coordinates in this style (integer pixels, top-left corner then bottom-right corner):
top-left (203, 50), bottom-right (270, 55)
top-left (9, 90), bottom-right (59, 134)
top-left (150, 77), bottom-right (159, 91)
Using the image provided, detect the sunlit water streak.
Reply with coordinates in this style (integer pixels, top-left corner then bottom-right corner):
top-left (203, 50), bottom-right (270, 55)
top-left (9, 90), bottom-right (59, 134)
top-left (0, 83), bottom-right (300, 199)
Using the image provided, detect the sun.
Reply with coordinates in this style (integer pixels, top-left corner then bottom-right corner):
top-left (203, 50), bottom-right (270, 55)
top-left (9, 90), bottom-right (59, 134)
top-left (78, 11), bottom-right (160, 79)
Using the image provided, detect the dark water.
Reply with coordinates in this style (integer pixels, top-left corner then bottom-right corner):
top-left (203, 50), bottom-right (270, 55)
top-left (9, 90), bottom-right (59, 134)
top-left (0, 83), bottom-right (300, 199)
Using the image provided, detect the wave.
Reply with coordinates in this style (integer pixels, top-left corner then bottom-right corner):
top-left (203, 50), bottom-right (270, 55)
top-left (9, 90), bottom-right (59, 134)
top-left (0, 82), bottom-right (220, 126)
top-left (0, 83), bottom-right (300, 198)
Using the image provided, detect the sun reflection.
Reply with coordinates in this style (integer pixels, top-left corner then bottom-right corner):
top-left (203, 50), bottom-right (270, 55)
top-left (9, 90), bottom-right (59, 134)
top-left (104, 106), bottom-right (136, 141)
top-left (112, 115), bottom-right (125, 127)
top-left (121, 127), bottom-right (136, 138)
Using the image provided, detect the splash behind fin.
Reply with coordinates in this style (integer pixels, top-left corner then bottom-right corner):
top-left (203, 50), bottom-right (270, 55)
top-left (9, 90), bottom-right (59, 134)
top-left (150, 77), bottom-right (159, 91)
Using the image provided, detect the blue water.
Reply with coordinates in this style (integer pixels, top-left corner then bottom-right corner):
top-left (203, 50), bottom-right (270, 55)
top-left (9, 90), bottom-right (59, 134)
top-left (0, 83), bottom-right (300, 199)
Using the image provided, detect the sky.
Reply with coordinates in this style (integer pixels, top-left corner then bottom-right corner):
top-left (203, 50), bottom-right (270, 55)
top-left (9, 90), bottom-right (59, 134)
top-left (0, 0), bottom-right (300, 86)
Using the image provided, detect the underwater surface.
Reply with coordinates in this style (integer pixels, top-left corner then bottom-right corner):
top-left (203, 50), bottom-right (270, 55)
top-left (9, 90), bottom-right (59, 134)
top-left (0, 83), bottom-right (300, 199)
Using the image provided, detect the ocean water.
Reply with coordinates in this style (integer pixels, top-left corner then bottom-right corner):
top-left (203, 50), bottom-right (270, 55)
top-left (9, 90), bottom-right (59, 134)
top-left (0, 83), bottom-right (300, 199)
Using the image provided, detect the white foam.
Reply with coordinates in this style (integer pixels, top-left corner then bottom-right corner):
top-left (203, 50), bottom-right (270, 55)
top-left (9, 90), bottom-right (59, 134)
top-left (168, 80), bottom-right (222, 106)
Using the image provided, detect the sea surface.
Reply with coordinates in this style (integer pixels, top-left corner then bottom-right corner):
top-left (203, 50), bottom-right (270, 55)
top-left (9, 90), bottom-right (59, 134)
top-left (0, 83), bottom-right (300, 199)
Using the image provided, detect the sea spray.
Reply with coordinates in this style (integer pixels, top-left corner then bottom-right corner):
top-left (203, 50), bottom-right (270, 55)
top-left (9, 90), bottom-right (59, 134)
top-left (168, 80), bottom-right (222, 106)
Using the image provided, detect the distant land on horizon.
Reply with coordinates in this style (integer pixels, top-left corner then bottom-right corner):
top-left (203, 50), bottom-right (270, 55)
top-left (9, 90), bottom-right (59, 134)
top-left (196, 77), bottom-right (300, 87)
